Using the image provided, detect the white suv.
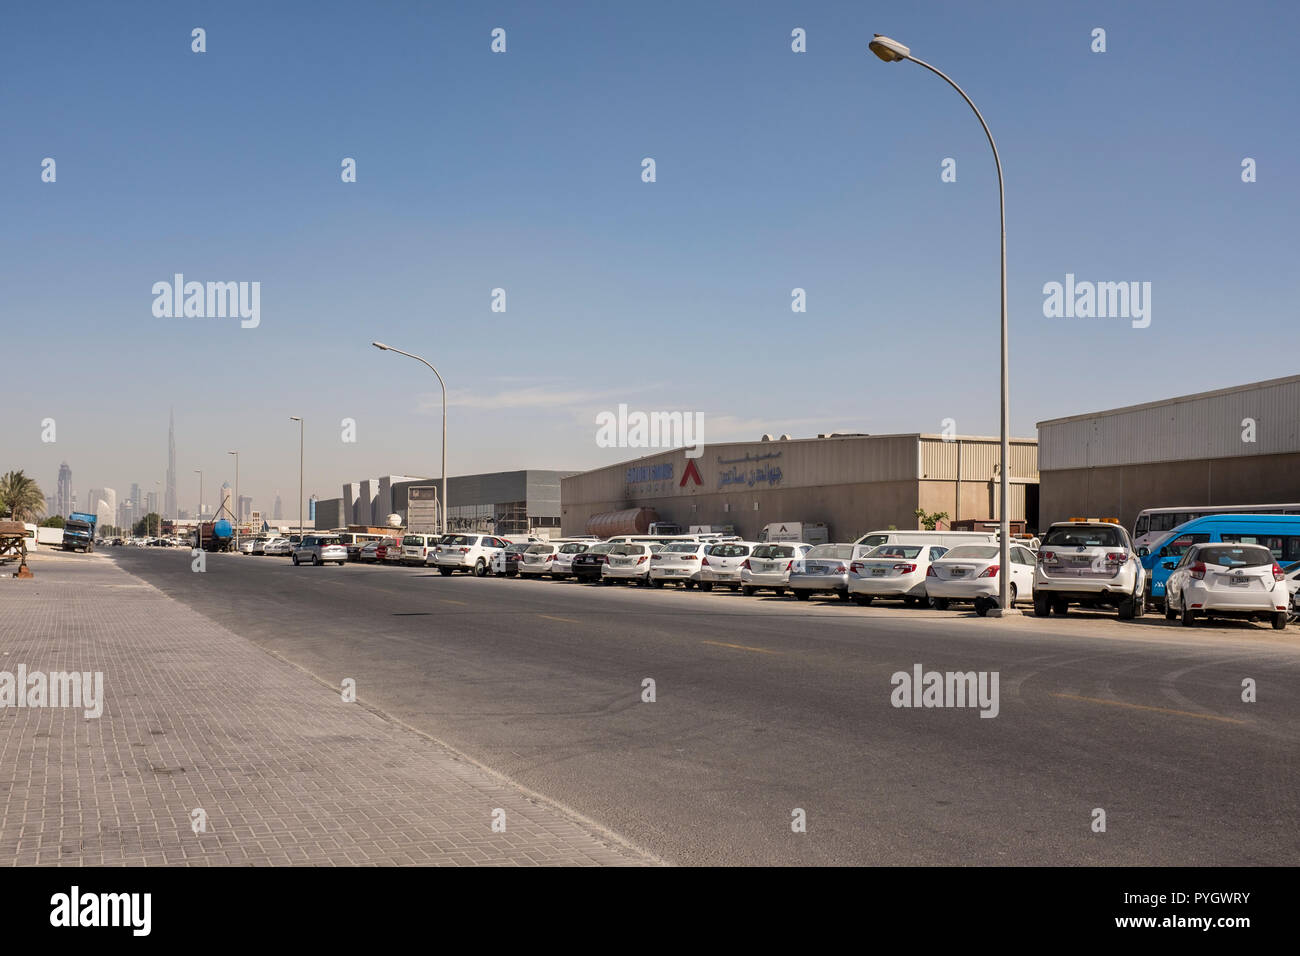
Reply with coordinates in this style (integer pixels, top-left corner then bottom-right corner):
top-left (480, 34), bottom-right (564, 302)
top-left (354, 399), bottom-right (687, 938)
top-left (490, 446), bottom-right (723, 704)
top-left (435, 534), bottom-right (510, 576)
top-left (1033, 520), bottom-right (1145, 619)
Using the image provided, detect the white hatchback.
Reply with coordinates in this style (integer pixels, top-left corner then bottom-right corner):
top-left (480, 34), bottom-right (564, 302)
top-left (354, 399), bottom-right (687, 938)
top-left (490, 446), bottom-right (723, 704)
top-left (550, 542), bottom-right (594, 579)
top-left (601, 543), bottom-right (662, 585)
top-left (1164, 543), bottom-right (1290, 629)
top-left (698, 542), bottom-right (761, 592)
top-left (848, 544), bottom-right (949, 606)
top-left (926, 543), bottom-right (1037, 615)
top-left (740, 542), bottom-right (812, 596)
top-left (519, 542), bottom-right (561, 577)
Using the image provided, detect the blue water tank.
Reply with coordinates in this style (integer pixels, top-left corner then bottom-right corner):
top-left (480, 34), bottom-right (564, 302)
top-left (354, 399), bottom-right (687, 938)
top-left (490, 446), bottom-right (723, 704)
top-left (213, 519), bottom-right (233, 539)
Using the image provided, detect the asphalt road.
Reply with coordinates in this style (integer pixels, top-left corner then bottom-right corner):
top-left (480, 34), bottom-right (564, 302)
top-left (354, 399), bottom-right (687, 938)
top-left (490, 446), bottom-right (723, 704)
top-left (107, 547), bottom-right (1300, 866)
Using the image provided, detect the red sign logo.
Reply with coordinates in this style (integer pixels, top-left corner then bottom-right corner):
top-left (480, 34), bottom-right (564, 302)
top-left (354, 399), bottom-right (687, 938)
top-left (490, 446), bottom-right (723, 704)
top-left (680, 458), bottom-right (703, 487)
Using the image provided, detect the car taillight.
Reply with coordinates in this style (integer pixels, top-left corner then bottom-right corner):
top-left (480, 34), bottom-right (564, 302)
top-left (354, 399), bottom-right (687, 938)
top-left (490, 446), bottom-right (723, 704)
top-left (545, 553), bottom-right (554, 561)
top-left (893, 564), bottom-right (916, 573)
top-left (683, 555), bottom-right (698, 561)
top-left (1190, 561), bottom-right (1206, 580)
top-left (1105, 552), bottom-right (1127, 563)
top-left (602, 555), bottom-right (610, 564)
top-left (1273, 562), bottom-right (1285, 582)
top-left (925, 565), bottom-right (936, 577)
top-left (784, 561), bottom-right (793, 571)
top-left (459, 547), bottom-right (469, 552)
top-left (833, 564), bottom-right (847, 574)
top-left (851, 562), bottom-right (863, 573)
top-left (1040, 550), bottom-right (1057, 563)
top-left (637, 555), bottom-right (647, 564)
top-left (978, 565), bottom-right (1000, 578)
top-left (701, 557), bottom-right (710, 566)
top-left (651, 554), bottom-right (662, 560)
top-left (740, 558), bottom-right (751, 570)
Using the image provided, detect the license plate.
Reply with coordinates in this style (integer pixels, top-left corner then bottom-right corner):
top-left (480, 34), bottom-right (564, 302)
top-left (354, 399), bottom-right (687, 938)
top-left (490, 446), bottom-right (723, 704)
top-left (1228, 577), bottom-right (1249, 587)
top-left (871, 568), bottom-right (886, 576)
top-left (950, 568), bottom-right (967, 577)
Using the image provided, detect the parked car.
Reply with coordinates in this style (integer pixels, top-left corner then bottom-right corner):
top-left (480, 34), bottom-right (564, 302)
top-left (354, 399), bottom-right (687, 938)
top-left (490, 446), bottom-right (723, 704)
top-left (249, 537), bottom-right (269, 555)
top-left (427, 533), bottom-right (461, 566)
top-left (601, 542), bottom-right (662, 585)
top-left (519, 542), bottom-right (562, 578)
top-left (238, 538), bottom-right (257, 555)
top-left (292, 534), bottom-right (347, 566)
top-left (436, 534), bottom-right (509, 576)
top-left (1163, 543), bottom-right (1289, 628)
top-left (853, 529), bottom-right (997, 551)
top-left (648, 541), bottom-right (710, 588)
top-left (1033, 519), bottom-right (1145, 619)
top-left (111, 538), bottom-right (124, 547)
top-left (788, 544), bottom-right (857, 601)
top-left (740, 542), bottom-right (812, 596)
top-left (550, 541), bottom-right (593, 579)
top-left (695, 542), bottom-right (760, 592)
top-left (263, 537), bottom-right (293, 556)
top-left (382, 536), bottom-right (406, 564)
top-left (848, 544), bottom-right (948, 606)
top-left (400, 533), bottom-right (440, 566)
top-left (493, 541), bottom-right (531, 577)
top-left (572, 542), bottom-right (617, 583)
top-left (358, 540), bottom-right (382, 562)
top-left (1284, 561), bottom-right (1300, 622)
top-left (926, 543), bottom-right (1036, 615)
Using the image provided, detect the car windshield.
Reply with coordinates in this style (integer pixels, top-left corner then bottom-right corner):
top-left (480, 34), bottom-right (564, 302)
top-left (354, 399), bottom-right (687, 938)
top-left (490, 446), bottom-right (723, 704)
top-left (664, 542), bottom-right (700, 554)
top-left (942, 545), bottom-right (999, 560)
top-left (807, 544), bottom-right (855, 560)
top-left (611, 544), bottom-right (644, 555)
top-left (856, 534), bottom-right (888, 549)
top-left (506, 544), bottom-right (530, 553)
top-left (586, 543), bottom-right (615, 555)
top-left (751, 545), bottom-right (796, 558)
top-left (1158, 533), bottom-right (1210, 557)
top-left (706, 544), bottom-right (750, 557)
top-left (525, 544), bottom-right (552, 554)
top-left (402, 535), bottom-right (424, 546)
top-left (560, 543), bottom-right (588, 554)
top-left (317, 538), bottom-right (340, 546)
top-left (1043, 526), bottom-right (1123, 548)
top-left (1196, 545), bottom-right (1273, 568)
top-left (868, 545), bottom-right (923, 559)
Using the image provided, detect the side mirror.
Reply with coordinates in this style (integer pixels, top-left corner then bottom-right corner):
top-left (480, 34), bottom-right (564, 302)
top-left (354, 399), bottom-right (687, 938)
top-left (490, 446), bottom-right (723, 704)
top-left (1137, 547), bottom-right (1149, 558)
top-left (1162, 561), bottom-right (1177, 570)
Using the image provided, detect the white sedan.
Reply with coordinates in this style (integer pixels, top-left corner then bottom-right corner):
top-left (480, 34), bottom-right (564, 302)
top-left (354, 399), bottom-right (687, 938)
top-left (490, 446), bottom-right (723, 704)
top-left (1164, 543), bottom-right (1290, 629)
top-left (848, 544), bottom-right (949, 607)
top-left (740, 542), bottom-right (811, 596)
top-left (699, 542), bottom-right (760, 592)
top-left (648, 542), bottom-right (709, 588)
top-left (925, 544), bottom-right (1036, 615)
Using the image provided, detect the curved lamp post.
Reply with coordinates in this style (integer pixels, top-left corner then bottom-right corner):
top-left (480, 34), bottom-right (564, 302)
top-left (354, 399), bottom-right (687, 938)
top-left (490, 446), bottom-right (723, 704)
top-left (372, 342), bottom-right (447, 534)
top-left (869, 34), bottom-right (1016, 617)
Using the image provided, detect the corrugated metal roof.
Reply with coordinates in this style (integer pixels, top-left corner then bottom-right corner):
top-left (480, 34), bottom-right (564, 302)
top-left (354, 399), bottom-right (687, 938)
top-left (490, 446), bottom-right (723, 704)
top-left (1039, 377), bottom-right (1300, 470)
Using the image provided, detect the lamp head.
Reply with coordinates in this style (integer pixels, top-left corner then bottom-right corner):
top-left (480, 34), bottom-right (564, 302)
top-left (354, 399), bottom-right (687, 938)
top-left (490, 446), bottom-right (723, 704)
top-left (869, 34), bottom-right (910, 62)
top-left (372, 342), bottom-right (389, 351)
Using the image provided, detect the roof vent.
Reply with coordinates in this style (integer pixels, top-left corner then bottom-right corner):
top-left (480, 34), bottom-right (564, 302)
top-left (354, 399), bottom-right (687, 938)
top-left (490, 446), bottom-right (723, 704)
top-left (761, 434), bottom-right (774, 442)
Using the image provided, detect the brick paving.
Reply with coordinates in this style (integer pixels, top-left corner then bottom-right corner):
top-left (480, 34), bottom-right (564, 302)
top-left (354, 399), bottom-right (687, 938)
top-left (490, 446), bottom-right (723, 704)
top-left (0, 552), bottom-right (655, 866)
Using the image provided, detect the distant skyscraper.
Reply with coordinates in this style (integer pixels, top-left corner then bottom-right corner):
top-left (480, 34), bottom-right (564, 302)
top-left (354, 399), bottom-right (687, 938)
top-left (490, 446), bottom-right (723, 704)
top-left (130, 482), bottom-right (142, 514)
top-left (309, 495), bottom-right (317, 521)
top-left (45, 494), bottom-right (55, 517)
top-left (56, 462), bottom-right (72, 517)
top-left (273, 494), bottom-right (283, 520)
top-left (165, 408), bottom-right (177, 519)
top-left (239, 495), bottom-right (253, 521)
top-left (145, 491), bottom-right (158, 515)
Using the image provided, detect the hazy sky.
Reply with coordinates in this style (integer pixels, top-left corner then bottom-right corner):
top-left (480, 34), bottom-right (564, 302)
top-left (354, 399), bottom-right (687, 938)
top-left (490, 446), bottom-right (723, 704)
top-left (4, 1), bottom-right (1297, 514)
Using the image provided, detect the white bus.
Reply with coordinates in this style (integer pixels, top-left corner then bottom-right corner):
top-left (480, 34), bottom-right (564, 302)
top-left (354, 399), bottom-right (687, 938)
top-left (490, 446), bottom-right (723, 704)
top-left (1133, 503), bottom-right (1300, 550)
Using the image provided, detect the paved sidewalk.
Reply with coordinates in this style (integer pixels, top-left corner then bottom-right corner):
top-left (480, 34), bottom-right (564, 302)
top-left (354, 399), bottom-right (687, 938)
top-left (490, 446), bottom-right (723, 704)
top-left (0, 553), bottom-right (655, 866)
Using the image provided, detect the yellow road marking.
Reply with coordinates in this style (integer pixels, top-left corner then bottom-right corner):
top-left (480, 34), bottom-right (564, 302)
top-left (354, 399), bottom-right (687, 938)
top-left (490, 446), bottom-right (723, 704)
top-left (441, 599), bottom-right (468, 606)
top-left (1051, 693), bottom-right (1246, 725)
top-left (701, 640), bottom-right (782, 656)
top-left (538, 614), bottom-right (582, 624)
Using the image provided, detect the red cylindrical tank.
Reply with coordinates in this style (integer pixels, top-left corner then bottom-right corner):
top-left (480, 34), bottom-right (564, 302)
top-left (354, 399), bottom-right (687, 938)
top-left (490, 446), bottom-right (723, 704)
top-left (585, 507), bottom-right (658, 537)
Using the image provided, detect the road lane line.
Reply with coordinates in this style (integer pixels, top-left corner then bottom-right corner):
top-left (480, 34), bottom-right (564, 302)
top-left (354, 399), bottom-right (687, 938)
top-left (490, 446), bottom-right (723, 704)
top-left (441, 599), bottom-right (468, 606)
top-left (1051, 693), bottom-right (1247, 725)
top-left (700, 640), bottom-right (782, 656)
top-left (538, 614), bottom-right (583, 624)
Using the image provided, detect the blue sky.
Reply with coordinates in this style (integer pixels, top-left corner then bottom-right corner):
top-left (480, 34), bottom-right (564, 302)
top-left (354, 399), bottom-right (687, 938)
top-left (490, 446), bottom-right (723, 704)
top-left (4, 0), bottom-right (1297, 514)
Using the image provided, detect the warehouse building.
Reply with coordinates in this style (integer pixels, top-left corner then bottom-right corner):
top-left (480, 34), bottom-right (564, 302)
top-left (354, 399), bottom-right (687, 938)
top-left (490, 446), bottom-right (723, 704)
top-left (318, 469), bottom-right (578, 537)
top-left (560, 434), bottom-right (1039, 541)
top-left (1037, 374), bottom-right (1300, 530)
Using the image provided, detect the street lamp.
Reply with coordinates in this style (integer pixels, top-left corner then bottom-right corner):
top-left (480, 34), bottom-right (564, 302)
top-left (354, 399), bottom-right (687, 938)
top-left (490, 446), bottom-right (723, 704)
top-left (227, 451), bottom-right (240, 550)
top-left (372, 342), bottom-right (448, 534)
top-left (289, 418), bottom-right (303, 540)
top-left (868, 34), bottom-right (1016, 617)
top-left (194, 469), bottom-right (203, 547)
top-left (154, 479), bottom-right (161, 541)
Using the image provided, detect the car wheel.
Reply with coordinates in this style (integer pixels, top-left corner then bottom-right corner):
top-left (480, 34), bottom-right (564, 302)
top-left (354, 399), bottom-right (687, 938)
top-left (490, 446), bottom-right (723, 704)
top-left (742, 586), bottom-right (755, 596)
top-left (794, 591), bottom-right (810, 601)
top-left (439, 568), bottom-right (453, 576)
top-left (1008, 583), bottom-right (1018, 605)
top-left (474, 559), bottom-right (486, 577)
top-left (929, 597), bottom-right (950, 610)
top-left (699, 582), bottom-right (713, 592)
top-left (852, 595), bottom-right (872, 606)
top-left (1272, 612), bottom-right (1288, 630)
top-left (685, 581), bottom-right (696, 590)
top-left (837, 589), bottom-right (850, 602)
top-left (650, 578), bottom-right (664, 588)
top-left (1164, 598), bottom-right (1177, 621)
top-left (1117, 595), bottom-right (1136, 620)
top-left (1033, 592), bottom-right (1050, 617)
top-left (310, 554), bottom-right (319, 566)
top-left (292, 555), bottom-right (300, 565)
top-left (1051, 599), bottom-right (1069, 616)
top-left (775, 587), bottom-right (786, 596)
top-left (1180, 604), bottom-right (1197, 627)
top-left (902, 596), bottom-right (920, 608)
top-left (974, 598), bottom-right (991, 617)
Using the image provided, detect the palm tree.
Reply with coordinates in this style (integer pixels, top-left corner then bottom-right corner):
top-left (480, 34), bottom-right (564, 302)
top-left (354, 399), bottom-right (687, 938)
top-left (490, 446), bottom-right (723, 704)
top-left (0, 470), bottom-right (46, 523)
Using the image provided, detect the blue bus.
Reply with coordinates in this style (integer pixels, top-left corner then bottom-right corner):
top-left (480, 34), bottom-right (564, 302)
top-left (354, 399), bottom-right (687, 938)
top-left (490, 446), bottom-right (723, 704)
top-left (1140, 513), bottom-right (1300, 608)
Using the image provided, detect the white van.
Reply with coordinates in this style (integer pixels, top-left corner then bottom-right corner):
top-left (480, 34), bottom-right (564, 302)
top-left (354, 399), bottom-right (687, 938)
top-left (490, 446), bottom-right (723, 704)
top-left (759, 522), bottom-right (830, 546)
